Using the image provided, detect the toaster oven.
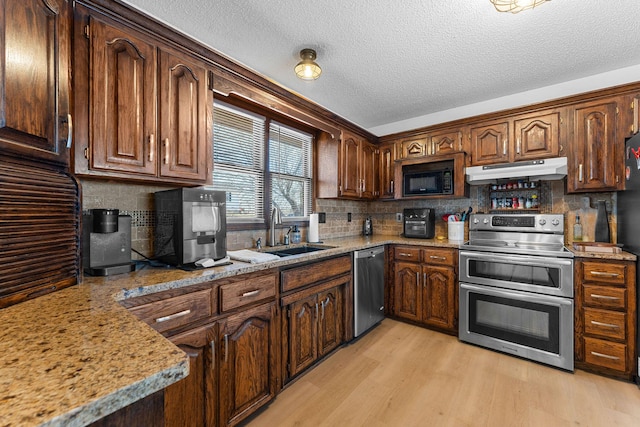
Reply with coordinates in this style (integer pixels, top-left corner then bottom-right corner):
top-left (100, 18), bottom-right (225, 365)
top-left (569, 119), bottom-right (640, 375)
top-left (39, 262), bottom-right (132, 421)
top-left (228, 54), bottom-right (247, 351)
top-left (403, 208), bottom-right (435, 239)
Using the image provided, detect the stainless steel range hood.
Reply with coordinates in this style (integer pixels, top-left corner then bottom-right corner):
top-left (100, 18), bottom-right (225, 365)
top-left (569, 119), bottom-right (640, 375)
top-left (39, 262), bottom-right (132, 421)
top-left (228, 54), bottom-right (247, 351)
top-left (465, 157), bottom-right (568, 184)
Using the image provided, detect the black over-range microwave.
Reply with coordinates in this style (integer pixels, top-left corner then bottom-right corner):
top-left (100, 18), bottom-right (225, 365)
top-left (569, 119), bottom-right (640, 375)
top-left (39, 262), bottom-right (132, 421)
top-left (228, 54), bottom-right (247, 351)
top-left (403, 167), bottom-right (453, 196)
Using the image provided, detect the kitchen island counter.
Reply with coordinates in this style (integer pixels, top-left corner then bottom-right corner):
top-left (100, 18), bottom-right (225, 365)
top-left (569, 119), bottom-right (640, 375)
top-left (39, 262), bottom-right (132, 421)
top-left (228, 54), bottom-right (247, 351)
top-left (0, 235), bottom-right (462, 427)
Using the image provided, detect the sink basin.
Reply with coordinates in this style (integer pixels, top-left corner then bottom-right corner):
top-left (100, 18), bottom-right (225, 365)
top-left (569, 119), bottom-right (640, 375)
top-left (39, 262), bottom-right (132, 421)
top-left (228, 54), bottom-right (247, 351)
top-left (266, 245), bottom-right (334, 257)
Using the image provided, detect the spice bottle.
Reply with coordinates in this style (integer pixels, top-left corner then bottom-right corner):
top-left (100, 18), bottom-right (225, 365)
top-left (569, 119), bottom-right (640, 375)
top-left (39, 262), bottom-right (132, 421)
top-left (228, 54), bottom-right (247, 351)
top-left (573, 215), bottom-right (582, 241)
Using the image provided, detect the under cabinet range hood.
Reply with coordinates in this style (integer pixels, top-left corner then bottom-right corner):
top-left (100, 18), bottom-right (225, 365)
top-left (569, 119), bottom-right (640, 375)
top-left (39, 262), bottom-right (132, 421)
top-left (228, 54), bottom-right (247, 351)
top-left (465, 157), bottom-right (568, 184)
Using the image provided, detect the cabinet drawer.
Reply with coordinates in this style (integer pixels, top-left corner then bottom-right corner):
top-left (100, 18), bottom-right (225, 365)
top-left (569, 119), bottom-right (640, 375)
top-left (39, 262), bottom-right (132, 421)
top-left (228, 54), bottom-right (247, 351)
top-left (582, 261), bottom-right (627, 285)
top-left (582, 285), bottom-right (626, 310)
top-left (394, 246), bottom-right (421, 263)
top-left (584, 308), bottom-right (626, 341)
top-left (422, 248), bottom-right (456, 266)
top-left (281, 255), bottom-right (351, 293)
top-left (584, 337), bottom-right (627, 372)
top-left (220, 273), bottom-right (277, 312)
top-left (130, 289), bottom-right (213, 333)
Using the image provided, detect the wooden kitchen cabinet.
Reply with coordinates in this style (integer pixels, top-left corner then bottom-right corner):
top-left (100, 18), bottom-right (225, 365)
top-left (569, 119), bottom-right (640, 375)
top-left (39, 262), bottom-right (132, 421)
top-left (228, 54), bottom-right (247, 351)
top-left (280, 255), bottom-right (351, 383)
top-left (166, 323), bottom-right (217, 426)
top-left (378, 141), bottom-right (396, 199)
top-left (392, 246), bottom-right (458, 331)
top-left (567, 98), bottom-right (623, 192)
top-left (339, 130), bottom-right (378, 199)
top-left (469, 110), bottom-right (561, 166)
top-left (392, 246), bottom-right (458, 334)
top-left (430, 128), bottom-right (464, 156)
top-left (399, 134), bottom-right (430, 158)
top-left (219, 302), bottom-right (278, 427)
top-left (73, 6), bottom-right (212, 184)
top-left (0, 0), bottom-right (72, 166)
top-left (574, 258), bottom-right (636, 380)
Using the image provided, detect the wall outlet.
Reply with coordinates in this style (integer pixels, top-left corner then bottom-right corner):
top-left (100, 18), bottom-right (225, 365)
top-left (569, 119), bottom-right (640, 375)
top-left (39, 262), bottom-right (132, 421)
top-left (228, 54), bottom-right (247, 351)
top-left (396, 212), bottom-right (403, 222)
top-left (347, 212), bottom-right (352, 222)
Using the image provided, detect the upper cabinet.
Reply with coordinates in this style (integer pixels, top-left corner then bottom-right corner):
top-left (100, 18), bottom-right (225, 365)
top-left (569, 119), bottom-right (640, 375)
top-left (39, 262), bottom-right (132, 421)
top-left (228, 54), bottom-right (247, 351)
top-left (378, 142), bottom-right (396, 200)
top-left (566, 98), bottom-right (623, 193)
top-left (0, 0), bottom-right (72, 166)
top-left (430, 128), bottom-right (463, 156)
top-left (73, 6), bottom-right (212, 185)
top-left (469, 110), bottom-right (562, 166)
top-left (316, 129), bottom-right (378, 200)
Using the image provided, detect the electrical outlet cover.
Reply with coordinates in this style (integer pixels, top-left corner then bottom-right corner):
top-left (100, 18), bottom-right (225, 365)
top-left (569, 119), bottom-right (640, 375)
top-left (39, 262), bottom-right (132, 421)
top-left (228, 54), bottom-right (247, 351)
top-left (396, 213), bottom-right (403, 222)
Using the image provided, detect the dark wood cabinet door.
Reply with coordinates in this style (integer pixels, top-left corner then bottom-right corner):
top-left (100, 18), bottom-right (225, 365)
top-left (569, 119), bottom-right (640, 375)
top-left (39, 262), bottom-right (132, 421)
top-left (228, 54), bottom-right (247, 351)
top-left (379, 142), bottom-right (396, 199)
top-left (159, 49), bottom-right (209, 182)
top-left (317, 286), bottom-right (343, 357)
top-left (288, 295), bottom-right (318, 378)
top-left (568, 100), bottom-right (620, 192)
top-left (219, 303), bottom-right (277, 427)
top-left (422, 266), bottom-right (456, 331)
top-left (513, 112), bottom-right (560, 161)
top-left (89, 16), bottom-right (157, 175)
top-left (340, 132), bottom-right (361, 197)
top-left (0, 0), bottom-right (71, 165)
top-left (166, 323), bottom-right (217, 427)
top-left (393, 262), bottom-right (421, 322)
top-left (360, 141), bottom-right (377, 199)
top-left (470, 121), bottom-right (509, 165)
top-left (430, 129), bottom-right (462, 156)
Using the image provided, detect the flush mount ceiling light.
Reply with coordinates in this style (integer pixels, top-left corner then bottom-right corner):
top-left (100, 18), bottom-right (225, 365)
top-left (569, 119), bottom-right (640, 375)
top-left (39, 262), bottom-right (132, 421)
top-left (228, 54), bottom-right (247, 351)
top-left (294, 48), bottom-right (322, 80)
top-left (490, 0), bottom-right (550, 13)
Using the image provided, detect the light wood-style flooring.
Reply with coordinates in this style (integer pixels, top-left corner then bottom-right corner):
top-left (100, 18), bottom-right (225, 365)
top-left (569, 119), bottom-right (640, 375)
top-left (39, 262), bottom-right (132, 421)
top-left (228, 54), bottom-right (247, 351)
top-left (247, 319), bottom-right (640, 427)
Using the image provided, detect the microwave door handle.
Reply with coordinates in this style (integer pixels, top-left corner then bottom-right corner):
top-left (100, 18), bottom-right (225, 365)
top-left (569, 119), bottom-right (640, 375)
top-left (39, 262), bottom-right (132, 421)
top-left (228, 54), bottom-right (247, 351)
top-left (460, 251), bottom-right (573, 268)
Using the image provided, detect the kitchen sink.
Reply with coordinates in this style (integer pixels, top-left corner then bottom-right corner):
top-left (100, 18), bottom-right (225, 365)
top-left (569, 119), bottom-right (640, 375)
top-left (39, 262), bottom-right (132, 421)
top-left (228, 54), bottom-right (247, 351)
top-left (266, 245), bottom-right (334, 257)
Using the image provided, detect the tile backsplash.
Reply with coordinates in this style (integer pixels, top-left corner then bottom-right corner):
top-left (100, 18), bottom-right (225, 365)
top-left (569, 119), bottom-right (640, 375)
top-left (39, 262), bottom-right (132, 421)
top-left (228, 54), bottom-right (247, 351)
top-left (80, 178), bottom-right (617, 260)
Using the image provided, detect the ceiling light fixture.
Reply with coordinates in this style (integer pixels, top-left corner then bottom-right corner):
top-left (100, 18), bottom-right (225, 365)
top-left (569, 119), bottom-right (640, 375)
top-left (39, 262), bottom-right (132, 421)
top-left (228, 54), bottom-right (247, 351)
top-left (490, 0), bottom-right (550, 13)
top-left (294, 48), bottom-right (322, 80)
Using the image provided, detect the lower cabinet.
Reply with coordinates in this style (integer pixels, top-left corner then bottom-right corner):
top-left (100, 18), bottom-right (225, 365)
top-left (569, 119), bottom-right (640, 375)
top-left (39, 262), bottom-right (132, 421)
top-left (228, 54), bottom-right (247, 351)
top-left (165, 323), bottom-right (217, 426)
top-left (574, 258), bottom-right (637, 380)
top-left (218, 302), bottom-right (278, 427)
top-left (285, 285), bottom-right (344, 379)
top-left (392, 246), bottom-right (458, 334)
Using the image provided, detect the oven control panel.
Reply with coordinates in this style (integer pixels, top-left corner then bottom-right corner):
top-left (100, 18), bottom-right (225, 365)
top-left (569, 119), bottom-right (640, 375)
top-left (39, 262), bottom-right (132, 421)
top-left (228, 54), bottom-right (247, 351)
top-left (470, 214), bottom-right (564, 233)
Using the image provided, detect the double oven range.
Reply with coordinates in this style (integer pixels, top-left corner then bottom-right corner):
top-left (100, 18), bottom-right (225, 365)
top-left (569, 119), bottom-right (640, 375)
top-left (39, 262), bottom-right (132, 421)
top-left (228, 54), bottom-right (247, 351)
top-left (459, 214), bottom-right (575, 371)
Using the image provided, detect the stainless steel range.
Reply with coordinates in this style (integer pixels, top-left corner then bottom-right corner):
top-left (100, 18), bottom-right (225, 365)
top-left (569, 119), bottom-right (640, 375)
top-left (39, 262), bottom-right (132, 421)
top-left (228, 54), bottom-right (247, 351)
top-left (459, 213), bottom-right (575, 371)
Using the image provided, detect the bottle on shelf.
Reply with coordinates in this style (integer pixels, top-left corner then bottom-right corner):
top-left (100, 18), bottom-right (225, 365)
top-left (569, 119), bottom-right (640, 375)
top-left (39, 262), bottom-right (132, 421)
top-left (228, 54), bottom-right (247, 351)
top-left (573, 214), bottom-right (582, 241)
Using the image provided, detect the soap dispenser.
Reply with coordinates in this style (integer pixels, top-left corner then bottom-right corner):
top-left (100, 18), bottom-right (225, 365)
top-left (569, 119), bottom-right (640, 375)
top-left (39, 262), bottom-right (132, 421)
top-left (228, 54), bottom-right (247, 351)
top-left (291, 225), bottom-right (301, 244)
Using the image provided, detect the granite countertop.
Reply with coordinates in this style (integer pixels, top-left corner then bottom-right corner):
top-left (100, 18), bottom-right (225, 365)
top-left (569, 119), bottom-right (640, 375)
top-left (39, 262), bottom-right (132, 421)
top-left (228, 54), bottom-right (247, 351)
top-left (1, 234), bottom-right (633, 426)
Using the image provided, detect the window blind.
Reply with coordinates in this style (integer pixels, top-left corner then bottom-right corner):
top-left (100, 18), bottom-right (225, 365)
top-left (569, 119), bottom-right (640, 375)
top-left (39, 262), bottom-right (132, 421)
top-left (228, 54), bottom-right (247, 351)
top-left (269, 122), bottom-right (313, 219)
top-left (212, 102), bottom-right (265, 220)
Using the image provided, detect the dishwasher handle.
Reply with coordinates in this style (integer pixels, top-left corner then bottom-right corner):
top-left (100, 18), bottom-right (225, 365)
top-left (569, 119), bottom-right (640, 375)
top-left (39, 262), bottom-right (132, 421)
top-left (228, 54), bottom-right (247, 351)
top-left (354, 246), bottom-right (384, 259)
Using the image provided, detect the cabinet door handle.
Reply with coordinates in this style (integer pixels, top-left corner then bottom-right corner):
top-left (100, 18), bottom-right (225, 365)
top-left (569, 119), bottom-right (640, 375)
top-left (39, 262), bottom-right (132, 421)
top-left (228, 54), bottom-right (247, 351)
top-left (590, 320), bottom-right (620, 329)
top-left (423, 273), bottom-right (427, 288)
top-left (315, 302), bottom-right (319, 319)
top-left (416, 272), bottom-right (420, 284)
top-left (155, 309), bottom-right (191, 323)
top-left (210, 339), bottom-right (215, 371)
top-left (390, 180), bottom-right (394, 194)
top-left (297, 306), bottom-right (306, 318)
top-left (398, 253), bottom-right (412, 257)
top-left (516, 137), bottom-right (521, 154)
top-left (224, 334), bottom-right (229, 363)
top-left (65, 113), bottom-right (73, 149)
top-left (164, 138), bottom-right (169, 164)
top-left (321, 297), bottom-right (329, 320)
top-left (578, 164), bottom-right (584, 182)
top-left (590, 294), bottom-right (620, 301)
top-left (503, 140), bottom-right (507, 156)
top-left (429, 255), bottom-right (447, 261)
top-left (589, 271), bottom-right (620, 278)
top-left (242, 290), bottom-right (260, 297)
top-left (590, 351), bottom-right (620, 361)
top-left (149, 134), bottom-right (155, 162)
top-left (559, 144), bottom-right (564, 153)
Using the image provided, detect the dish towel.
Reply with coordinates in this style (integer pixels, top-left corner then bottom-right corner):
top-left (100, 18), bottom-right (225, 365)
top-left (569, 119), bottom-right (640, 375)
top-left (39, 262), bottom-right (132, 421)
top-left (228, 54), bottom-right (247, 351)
top-left (227, 249), bottom-right (281, 264)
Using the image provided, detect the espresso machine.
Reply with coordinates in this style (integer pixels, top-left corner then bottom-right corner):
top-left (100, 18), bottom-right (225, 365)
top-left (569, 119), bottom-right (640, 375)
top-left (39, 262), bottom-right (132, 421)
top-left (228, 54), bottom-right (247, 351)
top-left (154, 188), bottom-right (227, 267)
top-left (82, 209), bottom-right (135, 276)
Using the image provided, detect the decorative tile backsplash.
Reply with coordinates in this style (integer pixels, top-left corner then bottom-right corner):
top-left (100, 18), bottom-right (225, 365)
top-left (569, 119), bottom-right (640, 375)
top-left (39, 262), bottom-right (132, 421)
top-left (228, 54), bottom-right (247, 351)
top-left (79, 178), bottom-right (618, 260)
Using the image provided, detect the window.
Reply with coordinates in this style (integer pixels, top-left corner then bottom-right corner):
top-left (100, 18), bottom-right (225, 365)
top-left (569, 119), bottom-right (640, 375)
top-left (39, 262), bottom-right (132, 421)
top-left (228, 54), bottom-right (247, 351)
top-left (212, 101), bottom-right (313, 224)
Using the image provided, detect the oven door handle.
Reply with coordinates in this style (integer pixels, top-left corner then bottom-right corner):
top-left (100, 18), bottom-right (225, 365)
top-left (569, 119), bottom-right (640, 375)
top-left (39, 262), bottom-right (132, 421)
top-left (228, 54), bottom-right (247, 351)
top-left (459, 282), bottom-right (574, 306)
top-left (460, 250), bottom-right (573, 268)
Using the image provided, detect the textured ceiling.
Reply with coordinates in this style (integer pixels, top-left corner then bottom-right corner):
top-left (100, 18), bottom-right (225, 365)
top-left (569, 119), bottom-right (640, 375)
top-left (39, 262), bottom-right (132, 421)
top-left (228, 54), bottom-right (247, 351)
top-left (121, 0), bottom-right (640, 136)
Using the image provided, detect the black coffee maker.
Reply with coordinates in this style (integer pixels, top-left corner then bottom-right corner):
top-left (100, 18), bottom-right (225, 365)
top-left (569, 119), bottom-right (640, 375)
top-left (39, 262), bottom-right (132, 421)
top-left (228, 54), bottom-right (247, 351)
top-left (82, 209), bottom-right (135, 276)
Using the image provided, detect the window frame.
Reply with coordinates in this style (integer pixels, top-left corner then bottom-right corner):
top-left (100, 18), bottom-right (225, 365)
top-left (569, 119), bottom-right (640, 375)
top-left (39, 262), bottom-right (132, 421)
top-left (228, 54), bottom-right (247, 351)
top-left (212, 96), bottom-right (316, 231)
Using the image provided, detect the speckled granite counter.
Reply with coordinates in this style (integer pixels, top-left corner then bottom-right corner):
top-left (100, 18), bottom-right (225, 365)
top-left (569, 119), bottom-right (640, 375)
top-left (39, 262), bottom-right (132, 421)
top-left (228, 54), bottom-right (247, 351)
top-left (2, 234), bottom-right (633, 427)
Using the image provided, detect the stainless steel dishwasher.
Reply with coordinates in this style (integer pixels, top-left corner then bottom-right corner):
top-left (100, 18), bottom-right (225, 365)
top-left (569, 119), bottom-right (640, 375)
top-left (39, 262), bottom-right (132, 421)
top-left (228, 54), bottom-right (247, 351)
top-left (353, 246), bottom-right (385, 337)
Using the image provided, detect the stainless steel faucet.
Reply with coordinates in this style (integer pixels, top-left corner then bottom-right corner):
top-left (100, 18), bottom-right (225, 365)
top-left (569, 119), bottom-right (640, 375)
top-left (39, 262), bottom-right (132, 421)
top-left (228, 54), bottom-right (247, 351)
top-left (268, 207), bottom-right (282, 246)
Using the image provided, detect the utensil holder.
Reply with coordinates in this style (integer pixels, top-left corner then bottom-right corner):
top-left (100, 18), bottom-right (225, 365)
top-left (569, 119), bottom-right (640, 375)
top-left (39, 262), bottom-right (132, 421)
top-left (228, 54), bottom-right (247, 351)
top-left (448, 221), bottom-right (465, 242)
